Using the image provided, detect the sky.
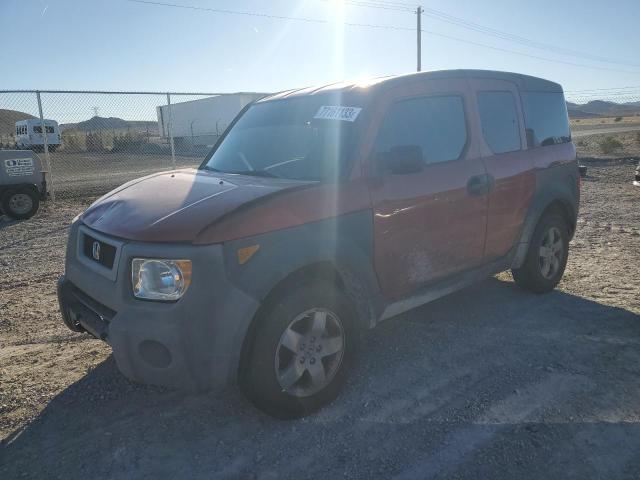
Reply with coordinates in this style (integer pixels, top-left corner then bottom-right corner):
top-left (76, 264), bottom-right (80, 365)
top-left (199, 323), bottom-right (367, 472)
top-left (1, 0), bottom-right (639, 121)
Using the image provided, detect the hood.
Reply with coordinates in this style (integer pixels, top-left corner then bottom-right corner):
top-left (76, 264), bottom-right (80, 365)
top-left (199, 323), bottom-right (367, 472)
top-left (81, 169), bottom-right (312, 243)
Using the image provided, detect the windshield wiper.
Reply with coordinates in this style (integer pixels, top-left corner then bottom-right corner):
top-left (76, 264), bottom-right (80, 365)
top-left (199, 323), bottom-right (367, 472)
top-left (232, 170), bottom-right (280, 178)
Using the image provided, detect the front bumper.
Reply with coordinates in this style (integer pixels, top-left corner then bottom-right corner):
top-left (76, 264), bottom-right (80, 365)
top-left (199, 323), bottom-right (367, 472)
top-left (57, 276), bottom-right (112, 338)
top-left (58, 222), bottom-right (261, 392)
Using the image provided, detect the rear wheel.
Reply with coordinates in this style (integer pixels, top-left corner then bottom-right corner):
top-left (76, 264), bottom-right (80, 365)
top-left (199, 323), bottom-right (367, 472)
top-left (512, 213), bottom-right (569, 293)
top-left (240, 282), bottom-right (355, 419)
top-left (2, 187), bottom-right (40, 220)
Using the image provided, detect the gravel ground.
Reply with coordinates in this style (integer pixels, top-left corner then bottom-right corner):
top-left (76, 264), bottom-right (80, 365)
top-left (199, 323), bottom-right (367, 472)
top-left (1, 157), bottom-right (639, 479)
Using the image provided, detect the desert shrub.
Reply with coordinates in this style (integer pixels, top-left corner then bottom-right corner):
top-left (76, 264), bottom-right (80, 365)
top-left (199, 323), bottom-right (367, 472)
top-left (598, 136), bottom-right (624, 154)
top-left (636, 131), bottom-right (640, 143)
top-left (112, 132), bottom-right (148, 153)
top-left (614, 116), bottom-right (623, 122)
top-left (575, 119), bottom-right (580, 123)
top-left (61, 131), bottom-right (85, 152)
top-left (577, 140), bottom-right (586, 147)
top-left (85, 132), bottom-right (105, 152)
top-left (140, 142), bottom-right (168, 155)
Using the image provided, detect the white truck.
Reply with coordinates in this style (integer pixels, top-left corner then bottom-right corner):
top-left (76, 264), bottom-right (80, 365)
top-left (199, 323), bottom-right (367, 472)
top-left (156, 93), bottom-right (266, 150)
top-left (15, 119), bottom-right (61, 152)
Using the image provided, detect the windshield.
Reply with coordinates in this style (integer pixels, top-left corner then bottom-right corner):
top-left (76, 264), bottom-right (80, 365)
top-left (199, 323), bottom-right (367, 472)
top-left (201, 96), bottom-right (363, 181)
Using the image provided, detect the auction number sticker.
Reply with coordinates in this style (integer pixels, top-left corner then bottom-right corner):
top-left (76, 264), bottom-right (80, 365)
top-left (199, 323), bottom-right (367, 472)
top-left (314, 106), bottom-right (362, 122)
top-left (4, 158), bottom-right (34, 177)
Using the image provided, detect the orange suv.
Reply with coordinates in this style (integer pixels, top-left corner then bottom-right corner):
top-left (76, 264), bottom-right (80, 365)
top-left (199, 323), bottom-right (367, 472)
top-left (58, 70), bottom-right (579, 417)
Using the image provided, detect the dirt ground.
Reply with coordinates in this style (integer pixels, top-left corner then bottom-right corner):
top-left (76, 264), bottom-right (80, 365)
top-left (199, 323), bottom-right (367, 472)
top-left (1, 156), bottom-right (639, 479)
top-left (570, 116), bottom-right (640, 127)
top-left (575, 130), bottom-right (640, 159)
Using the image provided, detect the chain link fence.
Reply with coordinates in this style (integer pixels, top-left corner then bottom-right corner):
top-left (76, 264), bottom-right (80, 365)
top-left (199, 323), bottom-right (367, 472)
top-left (0, 90), bottom-right (266, 198)
top-left (1, 89), bottom-right (639, 199)
top-left (565, 90), bottom-right (640, 158)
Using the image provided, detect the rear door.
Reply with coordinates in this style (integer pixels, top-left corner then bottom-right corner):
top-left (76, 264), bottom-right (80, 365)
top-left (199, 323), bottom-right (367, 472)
top-left (365, 78), bottom-right (489, 300)
top-left (469, 78), bottom-right (535, 260)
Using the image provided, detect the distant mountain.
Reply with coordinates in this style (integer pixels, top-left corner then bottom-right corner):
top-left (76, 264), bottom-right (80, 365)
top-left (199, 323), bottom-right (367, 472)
top-left (566, 102), bottom-right (601, 119)
top-left (566, 100), bottom-right (640, 118)
top-left (0, 109), bottom-right (37, 137)
top-left (60, 116), bottom-right (158, 133)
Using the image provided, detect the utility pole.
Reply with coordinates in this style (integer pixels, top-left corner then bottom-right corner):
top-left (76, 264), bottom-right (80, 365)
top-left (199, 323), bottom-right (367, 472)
top-left (416, 6), bottom-right (422, 72)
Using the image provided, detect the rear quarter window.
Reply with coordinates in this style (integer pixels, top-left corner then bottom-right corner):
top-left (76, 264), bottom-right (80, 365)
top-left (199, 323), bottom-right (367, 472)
top-left (522, 92), bottom-right (571, 148)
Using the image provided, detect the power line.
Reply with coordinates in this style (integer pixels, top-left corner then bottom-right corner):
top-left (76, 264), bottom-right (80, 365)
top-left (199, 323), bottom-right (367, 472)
top-left (324, 0), bottom-right (414, 12)
top-left (421, 29), bottom-right (640, 74)
top-left (129, 0), bottom-right (328, 23)
top-left (127, 0), bottom-right (640, 74)
top-left (420, 6), bottom-right (640, 68)
top-left (335, 0), bottom-right (640, 68)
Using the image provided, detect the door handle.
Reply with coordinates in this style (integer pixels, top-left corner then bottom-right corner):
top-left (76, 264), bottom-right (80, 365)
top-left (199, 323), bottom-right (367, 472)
top-left (467, 174), bottom-right (493, 196)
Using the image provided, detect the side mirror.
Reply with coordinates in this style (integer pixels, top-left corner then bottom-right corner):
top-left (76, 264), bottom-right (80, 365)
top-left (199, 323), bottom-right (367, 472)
top-left (375, 145), bottom-right (424, 175)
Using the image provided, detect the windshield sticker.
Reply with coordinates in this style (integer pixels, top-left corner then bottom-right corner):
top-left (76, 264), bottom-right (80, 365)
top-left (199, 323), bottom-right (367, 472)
top-left (4, 158), bottom-right (34, 177)
top-left (314, 106), bottom-right (362, 122)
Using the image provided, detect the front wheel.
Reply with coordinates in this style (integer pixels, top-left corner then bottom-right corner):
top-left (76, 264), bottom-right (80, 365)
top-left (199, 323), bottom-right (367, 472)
top-left (240, 283), bottom-right (356, 419)
top-left (512, 213), bottom-right (569, 293)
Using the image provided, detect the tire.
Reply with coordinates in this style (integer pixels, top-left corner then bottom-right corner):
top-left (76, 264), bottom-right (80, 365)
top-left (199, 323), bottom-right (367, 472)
top-left (240, 282), bottom-right (356, 419)
top-left (512, 212), bottom-right (569, 293)
top-left (578, 165), bottom-right (587, 177)
top-left (2, 187), bottom-right (40, 220)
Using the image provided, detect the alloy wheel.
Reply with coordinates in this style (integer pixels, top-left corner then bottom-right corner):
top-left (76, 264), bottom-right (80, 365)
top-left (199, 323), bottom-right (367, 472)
top-left (274, 308), bottom-right (345, 398)
top-left (538, 226), bottom-right (564, 279)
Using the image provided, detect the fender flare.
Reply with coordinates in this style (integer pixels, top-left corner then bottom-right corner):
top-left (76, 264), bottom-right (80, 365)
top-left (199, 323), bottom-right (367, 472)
top-left (222, 212), bottom-right (383, 380)
top-left (511, 182), bottom-right (578, 269)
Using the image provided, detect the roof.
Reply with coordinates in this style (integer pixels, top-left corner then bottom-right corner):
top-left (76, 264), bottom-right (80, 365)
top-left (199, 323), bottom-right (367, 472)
top-left (15, 118), bottom-right (58, 124)
top-left (259, 69), bottom-right (563, 103)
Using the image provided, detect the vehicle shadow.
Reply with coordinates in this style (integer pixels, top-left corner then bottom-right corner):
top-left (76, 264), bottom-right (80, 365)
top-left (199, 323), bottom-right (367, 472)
top-left (0, 215), bottom-right (19, 229)
top-left (2, 278), bottom-right (640, 479)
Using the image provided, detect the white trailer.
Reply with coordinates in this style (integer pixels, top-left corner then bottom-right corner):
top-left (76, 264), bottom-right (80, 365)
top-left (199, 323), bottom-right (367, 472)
top-left (15, 119), bottom-right (61, 151)
top-left (157, 93), bottom-right (266, 149)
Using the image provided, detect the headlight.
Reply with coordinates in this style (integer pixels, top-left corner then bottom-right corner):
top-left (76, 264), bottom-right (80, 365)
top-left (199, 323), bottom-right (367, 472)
top-left (132, 259), bottom-right (192, 301)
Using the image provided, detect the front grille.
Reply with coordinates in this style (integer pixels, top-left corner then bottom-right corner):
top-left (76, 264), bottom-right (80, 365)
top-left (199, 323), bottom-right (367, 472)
top-left (83, 233), bottom-right (117, 269)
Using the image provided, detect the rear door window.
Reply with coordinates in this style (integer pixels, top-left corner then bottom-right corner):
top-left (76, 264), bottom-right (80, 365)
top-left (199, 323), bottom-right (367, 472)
top-left (522, 92), bottom-right (571, 147)
top-left (374, 95), bottom-right (467, 166)
top-left (477, 91), bottom-right (521, 154)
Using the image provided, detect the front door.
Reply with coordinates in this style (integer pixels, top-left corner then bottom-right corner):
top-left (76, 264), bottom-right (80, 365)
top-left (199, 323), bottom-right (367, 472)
top-left (366, 78), bottom-right (489, 300)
